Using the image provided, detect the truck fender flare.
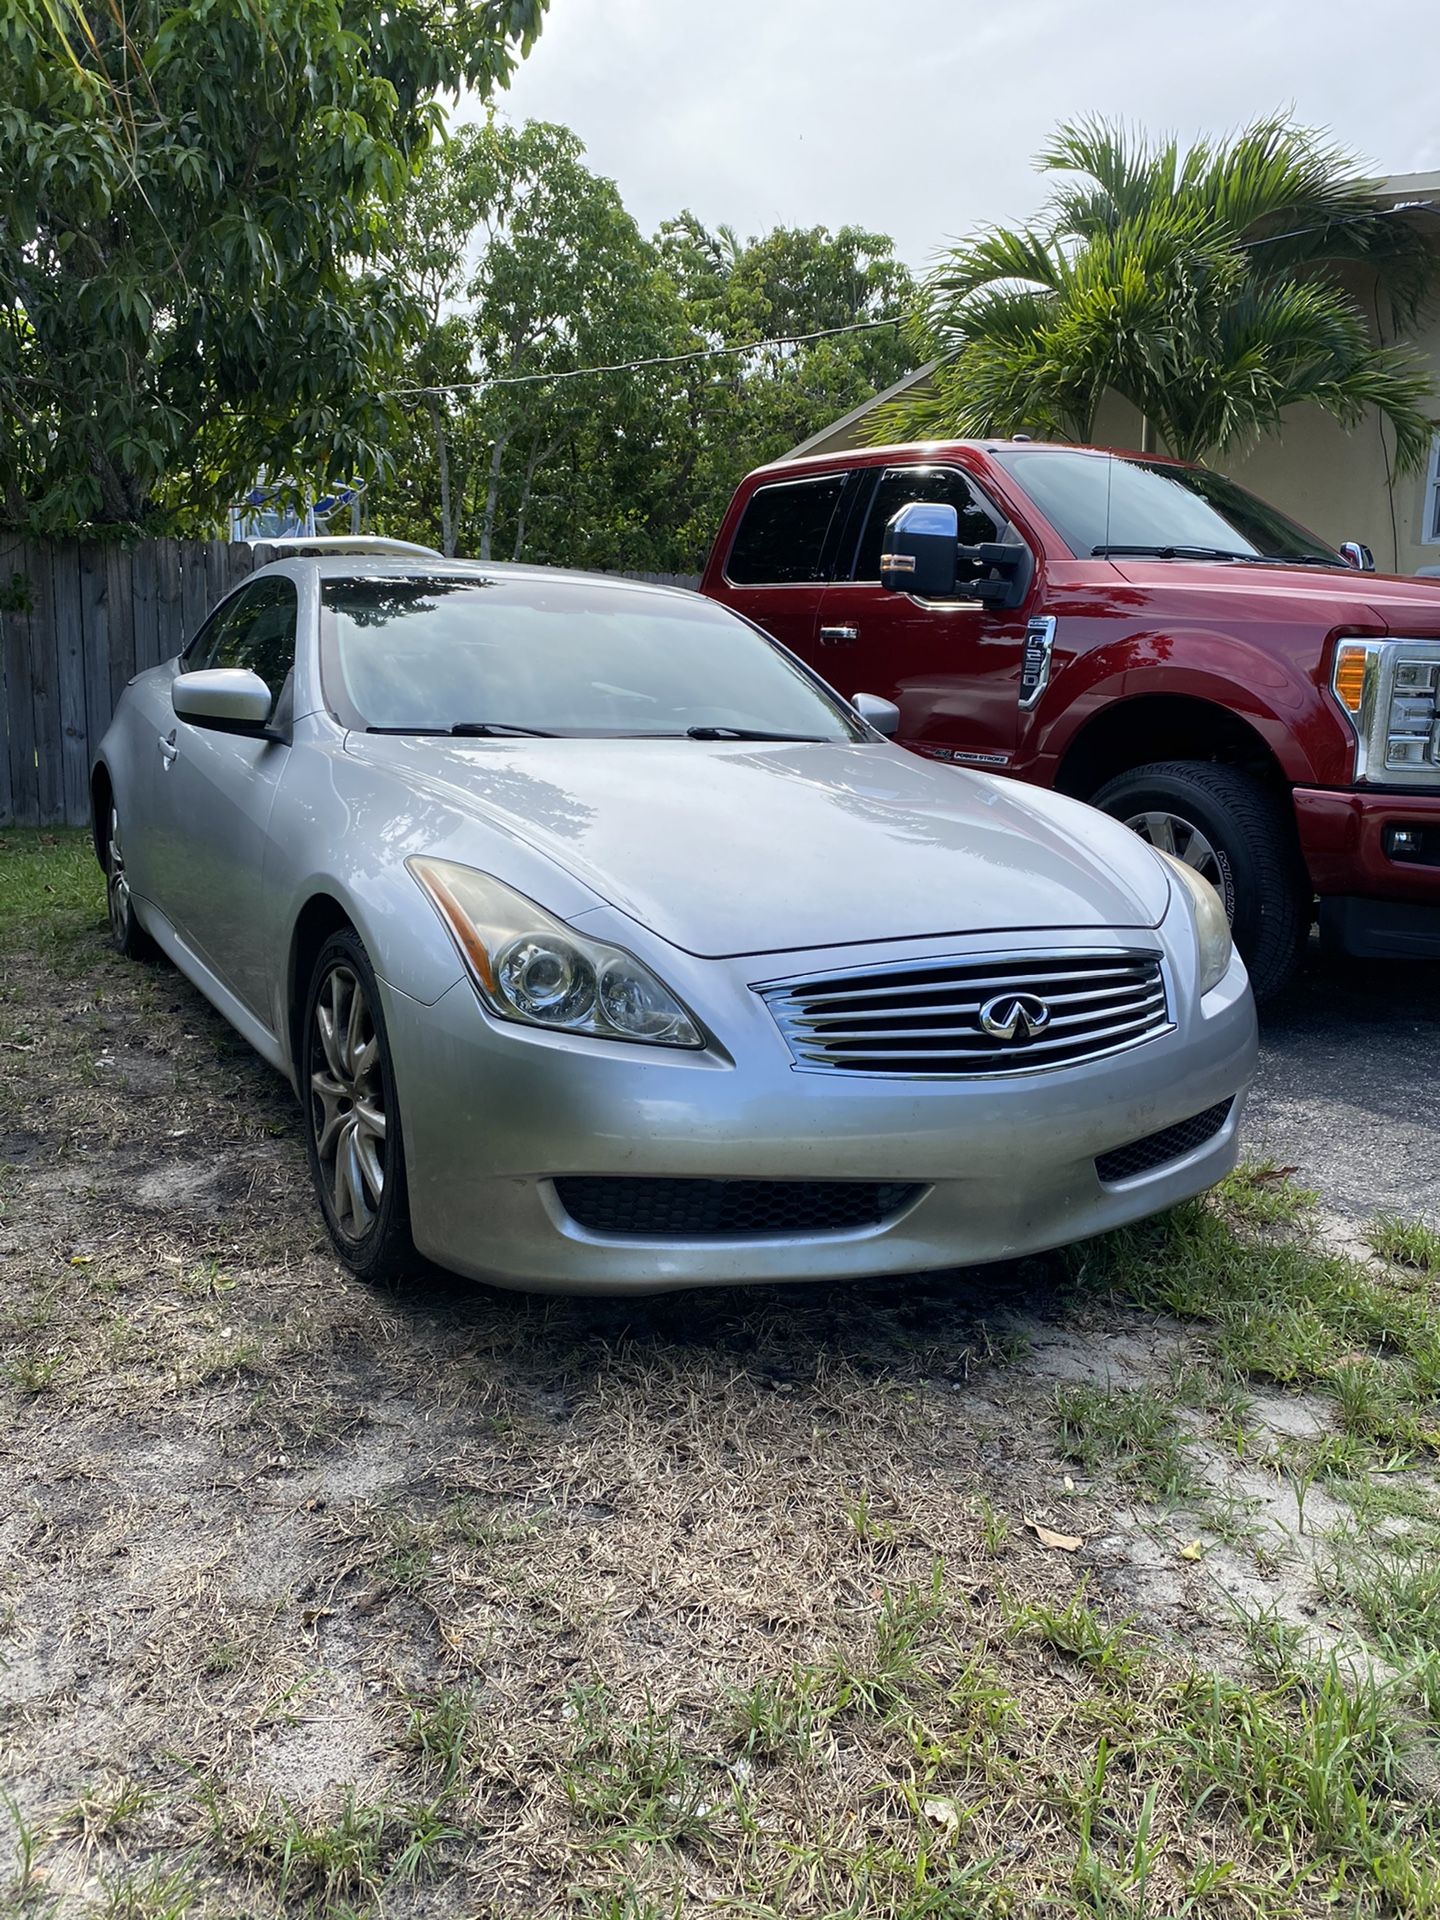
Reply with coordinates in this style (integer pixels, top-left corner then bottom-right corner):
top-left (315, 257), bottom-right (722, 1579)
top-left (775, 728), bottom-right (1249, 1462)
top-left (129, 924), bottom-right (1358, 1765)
top-left (1037, 639), bottom-right (1337, 788)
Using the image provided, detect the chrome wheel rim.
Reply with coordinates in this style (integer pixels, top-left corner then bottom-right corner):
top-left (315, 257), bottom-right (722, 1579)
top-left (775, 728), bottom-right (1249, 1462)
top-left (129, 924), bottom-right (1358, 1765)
top-left (1123, 809), bottom-right (1230, 907)
top-left (107, 806), bottom-right (131, 941)
top-left (310, 963), bottom-right (386, 1240)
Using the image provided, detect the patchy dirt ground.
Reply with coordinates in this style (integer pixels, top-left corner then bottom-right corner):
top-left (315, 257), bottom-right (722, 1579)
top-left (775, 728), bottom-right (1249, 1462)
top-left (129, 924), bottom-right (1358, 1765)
top-left (2, 833), bottom-right (1439, 1919)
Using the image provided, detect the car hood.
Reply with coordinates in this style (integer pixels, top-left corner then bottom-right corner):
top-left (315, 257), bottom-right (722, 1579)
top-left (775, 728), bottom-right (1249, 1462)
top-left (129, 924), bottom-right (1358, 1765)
top-left (1109, 557), bottom-right (1440, 631)
top-left (345, 734), bottom-right (1171, 957)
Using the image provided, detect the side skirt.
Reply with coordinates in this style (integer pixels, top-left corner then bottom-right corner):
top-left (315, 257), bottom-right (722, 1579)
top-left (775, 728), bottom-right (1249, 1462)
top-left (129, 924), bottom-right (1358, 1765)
top-left (132, 895), bottom-right (294, 1083)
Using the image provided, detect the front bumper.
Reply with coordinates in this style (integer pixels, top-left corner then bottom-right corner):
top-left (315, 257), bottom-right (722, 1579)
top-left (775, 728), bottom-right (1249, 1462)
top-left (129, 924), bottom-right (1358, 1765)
top-left (1295, 787), bottom-right (1440, 904)
top-left (378, 926), bottom-right (1257, 1295)
top-left (1294, 787), bottom-right (1440, 959)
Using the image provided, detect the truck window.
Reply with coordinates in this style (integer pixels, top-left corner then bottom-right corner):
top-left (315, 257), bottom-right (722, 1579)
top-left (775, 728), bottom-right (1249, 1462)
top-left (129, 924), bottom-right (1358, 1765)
top-left (726, 473), bottom-right (848, 584)
top-left (850, 467), bottom-right (1002, 581)
top-left (990, 447), bottom-right (1340, 564)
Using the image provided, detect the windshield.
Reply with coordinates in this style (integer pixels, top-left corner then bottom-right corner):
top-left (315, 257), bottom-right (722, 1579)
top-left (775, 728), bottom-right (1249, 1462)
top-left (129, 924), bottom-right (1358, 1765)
top-left (991, 448), bottom-right (1343, 565)
top-left (320, 575), bottom-right (863, 739)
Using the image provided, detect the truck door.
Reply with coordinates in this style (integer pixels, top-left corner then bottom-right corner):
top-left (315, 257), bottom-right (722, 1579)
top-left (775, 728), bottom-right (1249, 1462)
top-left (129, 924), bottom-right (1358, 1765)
top-left (704, 469), bottom-right (855, 660)
top-left (814, 464), bottom-right (1030, 772)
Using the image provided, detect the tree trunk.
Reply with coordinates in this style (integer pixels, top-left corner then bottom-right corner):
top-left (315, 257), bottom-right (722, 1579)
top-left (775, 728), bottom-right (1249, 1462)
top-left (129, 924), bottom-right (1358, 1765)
top-left (478, 433), bottom-right (507, 563)
top-left (510, 434), bottom-right (564, 562)
top-left (428, 399), bottom-right (454, 557)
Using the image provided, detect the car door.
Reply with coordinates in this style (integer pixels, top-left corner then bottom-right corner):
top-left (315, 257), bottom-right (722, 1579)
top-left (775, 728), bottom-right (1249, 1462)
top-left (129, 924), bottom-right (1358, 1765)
top-left (707, 469), bottom-right (855, 660)
top-left (154, 576), bottom-right (298, 1017)
top-left (814, 464), bottom-right (1031, 771)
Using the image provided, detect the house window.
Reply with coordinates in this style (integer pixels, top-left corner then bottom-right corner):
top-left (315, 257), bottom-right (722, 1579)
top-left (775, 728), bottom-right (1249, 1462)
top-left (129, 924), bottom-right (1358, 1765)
top-left (1426, 435), bottom-right (1440, 545)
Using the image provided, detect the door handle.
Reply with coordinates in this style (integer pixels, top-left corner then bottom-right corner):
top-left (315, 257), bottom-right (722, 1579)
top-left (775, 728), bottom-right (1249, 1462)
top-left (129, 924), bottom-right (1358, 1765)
top-left (819, 624), bottom-right (859, 645)
top-left (159, 730), bottom-right (178, 767)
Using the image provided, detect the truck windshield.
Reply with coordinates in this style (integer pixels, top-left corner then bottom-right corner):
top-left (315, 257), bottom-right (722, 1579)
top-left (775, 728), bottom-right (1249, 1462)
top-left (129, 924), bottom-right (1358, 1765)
top-left (991, 448), bottom-right (1344, 566)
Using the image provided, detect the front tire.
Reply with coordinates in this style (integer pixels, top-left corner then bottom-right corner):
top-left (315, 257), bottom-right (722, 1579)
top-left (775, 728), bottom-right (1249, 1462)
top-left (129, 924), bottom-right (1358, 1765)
top-left (1091, 760), bottom-right (1310, 1002)
top-left (103, 802), bottom-right (158, 961)
top-left (302, 929), bottom-right (416, 1283)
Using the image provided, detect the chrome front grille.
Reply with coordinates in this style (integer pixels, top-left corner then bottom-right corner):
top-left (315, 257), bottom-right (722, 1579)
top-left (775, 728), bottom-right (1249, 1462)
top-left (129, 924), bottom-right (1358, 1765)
top-left (757, 949), bottom-right (1171, 1077)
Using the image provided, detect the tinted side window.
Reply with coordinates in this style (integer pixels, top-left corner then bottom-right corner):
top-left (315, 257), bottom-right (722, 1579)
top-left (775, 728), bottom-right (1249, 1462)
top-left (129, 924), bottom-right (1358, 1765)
top-left (194, 580), bottom-right (298, 696)
top-left (851, 467), bottom-right (1002, 580)
top-left (726, 474), bottom-right (848, 584)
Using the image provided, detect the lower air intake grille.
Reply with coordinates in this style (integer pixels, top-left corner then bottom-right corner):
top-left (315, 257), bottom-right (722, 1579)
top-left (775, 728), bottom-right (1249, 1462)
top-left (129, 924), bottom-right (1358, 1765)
top-left (1095, 1099), bottom-right (1234, 1185)
top-left (554, 1177), bottom-right (925, 1239)
top-left (758, 949), bottom-right (1170, 1076)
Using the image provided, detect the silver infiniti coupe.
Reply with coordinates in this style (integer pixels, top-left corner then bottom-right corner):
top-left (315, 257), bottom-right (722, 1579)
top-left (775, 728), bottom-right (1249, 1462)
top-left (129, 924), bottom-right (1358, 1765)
top-left (93, 539), bottom-right (1257, 1294)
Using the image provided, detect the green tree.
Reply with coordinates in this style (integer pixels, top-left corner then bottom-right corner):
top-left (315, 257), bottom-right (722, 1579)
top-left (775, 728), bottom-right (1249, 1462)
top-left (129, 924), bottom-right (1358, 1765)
top-left (650, 216), bottom-right (915, 557)
top-left (877, 116), bottom-right (1436, 467)
top-left (0, 0), bottom-right (547, 533)
top-left (370, 137), bottom-right (917, 572)
top-left (371, 119), bottom-right (682, 561)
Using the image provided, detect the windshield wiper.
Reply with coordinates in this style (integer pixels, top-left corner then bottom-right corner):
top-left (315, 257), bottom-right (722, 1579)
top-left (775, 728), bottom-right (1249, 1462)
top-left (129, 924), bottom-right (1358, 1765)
top-left (684, 725), bottom-right (829, 742)
top-left (366, 721), bottom-right (556, 738)
top-left (1091, 543), bottom-right (1252, 561)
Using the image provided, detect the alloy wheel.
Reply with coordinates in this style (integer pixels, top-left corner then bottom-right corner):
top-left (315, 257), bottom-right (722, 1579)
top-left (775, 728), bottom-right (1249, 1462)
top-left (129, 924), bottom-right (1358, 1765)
top-left (1123, 808), bottom-right (1229, 908)
top-left (106, 806), bottom-right (131, 943)
top-left (309, 962), bottom-right (387, 1239)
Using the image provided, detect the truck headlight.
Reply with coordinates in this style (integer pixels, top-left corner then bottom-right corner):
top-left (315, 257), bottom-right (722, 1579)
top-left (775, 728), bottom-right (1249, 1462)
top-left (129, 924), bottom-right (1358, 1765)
top-left (408, 858), bottom-right (703, 1048)
top-left (1159, 852), bottom-right (1233, 995)
top-left (1332, 639), bottom-right (1440, 785)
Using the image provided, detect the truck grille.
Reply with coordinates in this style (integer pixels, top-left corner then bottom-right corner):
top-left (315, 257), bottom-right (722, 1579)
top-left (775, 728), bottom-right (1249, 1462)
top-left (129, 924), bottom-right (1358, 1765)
top-left (758, 949), bottom-right (1170, 1077)
top-left (553, 1177), bottom-right (925, 1239)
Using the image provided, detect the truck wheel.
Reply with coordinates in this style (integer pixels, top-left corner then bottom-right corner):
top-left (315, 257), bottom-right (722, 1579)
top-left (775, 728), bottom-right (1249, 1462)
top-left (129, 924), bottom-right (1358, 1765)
top-left (1090, 761), bottom-right (1310, 1002)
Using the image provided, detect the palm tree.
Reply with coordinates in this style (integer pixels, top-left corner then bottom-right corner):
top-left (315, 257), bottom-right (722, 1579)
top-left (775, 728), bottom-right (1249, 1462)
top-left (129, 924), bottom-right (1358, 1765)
top-left (876, 116), bottom-right (1437, 468)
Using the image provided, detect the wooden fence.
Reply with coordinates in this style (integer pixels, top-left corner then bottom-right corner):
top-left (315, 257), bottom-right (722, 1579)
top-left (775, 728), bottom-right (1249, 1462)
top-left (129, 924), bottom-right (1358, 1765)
top-left (0, 538), bottom-right (700, 829)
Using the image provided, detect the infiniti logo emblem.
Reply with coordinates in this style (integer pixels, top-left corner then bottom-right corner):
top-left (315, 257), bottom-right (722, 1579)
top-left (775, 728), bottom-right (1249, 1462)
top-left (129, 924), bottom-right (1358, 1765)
top-left (978, 992), bottom-right (1052, 1042)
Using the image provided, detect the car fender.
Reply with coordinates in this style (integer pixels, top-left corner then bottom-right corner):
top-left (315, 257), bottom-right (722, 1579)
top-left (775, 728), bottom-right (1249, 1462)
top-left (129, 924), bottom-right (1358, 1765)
top-left (1030, 629), bottom-right (1347, 787)
top-left (262, 730), bottom-right (611, 1049)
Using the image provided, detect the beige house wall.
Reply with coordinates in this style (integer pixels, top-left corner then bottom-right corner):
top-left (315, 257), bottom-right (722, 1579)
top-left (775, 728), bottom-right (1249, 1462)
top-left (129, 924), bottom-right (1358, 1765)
top-left (1092, 303), bottom-right (1440, 574)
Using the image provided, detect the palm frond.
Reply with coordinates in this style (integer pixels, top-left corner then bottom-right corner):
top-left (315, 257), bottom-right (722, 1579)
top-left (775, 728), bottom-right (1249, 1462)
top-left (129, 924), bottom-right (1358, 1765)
top-left (904, 111), bottom-right (1437, 470)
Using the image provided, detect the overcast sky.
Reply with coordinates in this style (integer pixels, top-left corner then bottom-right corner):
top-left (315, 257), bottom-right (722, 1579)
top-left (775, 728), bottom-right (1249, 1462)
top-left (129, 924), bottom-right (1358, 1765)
top-left (486, 0), bottom-right (1440, 272)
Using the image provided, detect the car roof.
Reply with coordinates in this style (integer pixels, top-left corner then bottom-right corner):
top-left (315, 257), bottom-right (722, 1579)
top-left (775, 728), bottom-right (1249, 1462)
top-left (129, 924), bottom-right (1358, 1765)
top-left (245, 554), bottom-right (703, 604)
top-left (746, 439), bottom-right (1179, 481)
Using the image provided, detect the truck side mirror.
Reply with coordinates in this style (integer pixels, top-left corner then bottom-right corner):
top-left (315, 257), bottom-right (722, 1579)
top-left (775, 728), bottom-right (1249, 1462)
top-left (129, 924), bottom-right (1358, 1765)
top-left (1339, 540), bottom-right (1375, 572)
top-left (880, 502), bottom-right (959, 596)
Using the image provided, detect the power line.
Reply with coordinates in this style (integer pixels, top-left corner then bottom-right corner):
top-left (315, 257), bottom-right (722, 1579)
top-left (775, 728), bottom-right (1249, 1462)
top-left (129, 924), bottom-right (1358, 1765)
top-left (386, 201), bottom-right (1439, 402)
top-left (386, 313), bottom-right (910, 400)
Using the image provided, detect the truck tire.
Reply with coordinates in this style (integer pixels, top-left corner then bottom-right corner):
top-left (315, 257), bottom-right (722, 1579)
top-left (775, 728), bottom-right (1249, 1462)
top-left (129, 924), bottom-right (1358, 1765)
top-left (1090, 761), bottom-right (1310, 1002)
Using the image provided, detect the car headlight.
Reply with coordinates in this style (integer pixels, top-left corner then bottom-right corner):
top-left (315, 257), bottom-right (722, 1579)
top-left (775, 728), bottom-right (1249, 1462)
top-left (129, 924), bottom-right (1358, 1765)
top-left (1331, 638), bottom-right (1440, 786)
top-left (407, 858), bottom-right (703, 1048)
top-left (1158, 851), bottom-right (1233, 996)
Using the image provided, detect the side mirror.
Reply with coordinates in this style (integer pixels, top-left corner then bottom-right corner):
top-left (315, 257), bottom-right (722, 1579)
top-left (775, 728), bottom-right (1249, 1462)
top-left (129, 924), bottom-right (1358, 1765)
top-left (172, 666), bottom-right (274, 733)
top-left (852, 692), bottom-right (900, 737)
top-left (1339, 540), bottom-right (1375, 572)
top-left (880, 502), bottom-right (959, 596)
top-left (881, 500), bottom-right (1033, 609)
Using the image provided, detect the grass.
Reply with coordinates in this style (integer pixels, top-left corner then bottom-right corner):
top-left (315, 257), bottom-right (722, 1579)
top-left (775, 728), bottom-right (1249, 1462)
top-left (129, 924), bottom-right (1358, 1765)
top-left (1215, 1160), bottom-right (1319, 1228)
top-left (212, 1787), bottom-right (462, 1908)
top-left (1006, 1587), bottom-right (1145, 1683)
top-left (0, 827), bottom-right (103, 965)
top-left (3, 828), bottom-right (1440, 1918)
top-left (1321, 1543), bottom-right (1440, 1703)
top-left (563, 1686), bottom-right (719, 1847)
top-left (1054, 1382), bottom-right (1198, 1501)
top-left (1368, 1213), bottom-right (1440, 1275)
top-left (1066, 1201), bottom-right (1440, 1456)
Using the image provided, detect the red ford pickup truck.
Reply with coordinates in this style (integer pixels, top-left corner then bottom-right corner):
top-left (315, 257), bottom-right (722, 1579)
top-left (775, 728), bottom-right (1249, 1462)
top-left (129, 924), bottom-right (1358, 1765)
top-left (701, 441), bottom-right (1440, 998)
